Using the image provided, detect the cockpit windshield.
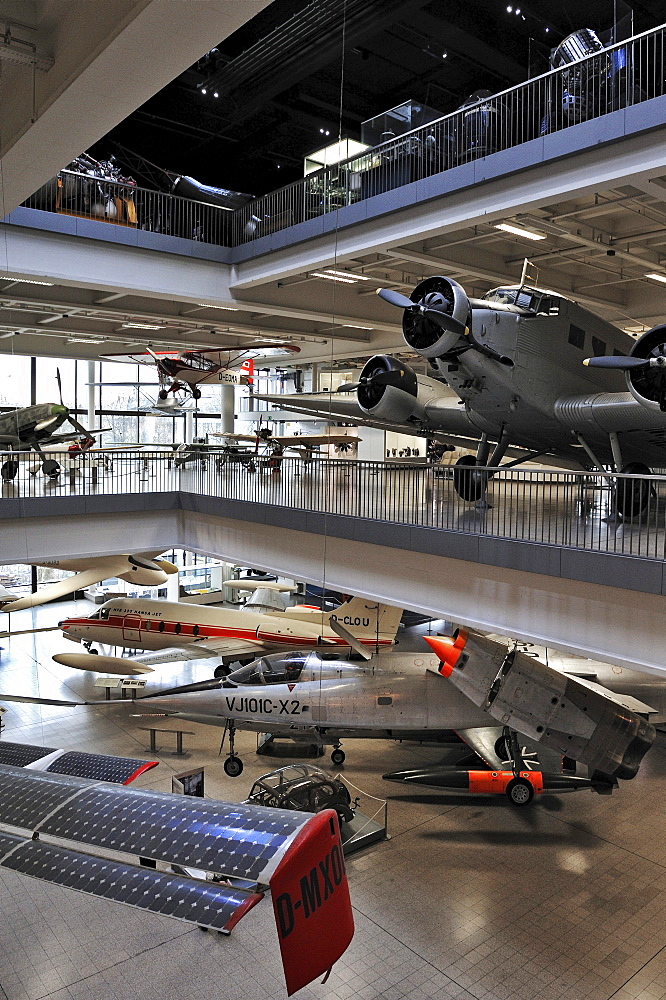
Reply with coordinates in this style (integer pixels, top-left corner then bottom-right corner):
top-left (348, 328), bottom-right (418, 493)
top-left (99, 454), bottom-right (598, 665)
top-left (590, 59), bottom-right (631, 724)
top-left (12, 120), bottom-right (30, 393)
top-left (227, 651), bottom-right (309, 686)
top-left (482, 286), bottom-right (560, 315)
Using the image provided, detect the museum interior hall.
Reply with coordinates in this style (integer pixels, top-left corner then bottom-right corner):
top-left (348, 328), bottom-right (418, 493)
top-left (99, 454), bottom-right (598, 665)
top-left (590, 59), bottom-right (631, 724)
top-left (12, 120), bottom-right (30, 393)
top-left (3, 2), bottom-right (666, 1000)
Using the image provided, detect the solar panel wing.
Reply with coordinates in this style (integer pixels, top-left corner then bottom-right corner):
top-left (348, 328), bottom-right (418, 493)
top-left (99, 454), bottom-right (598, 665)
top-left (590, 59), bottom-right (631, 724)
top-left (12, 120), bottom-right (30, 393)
top-left (41, 783), bottom-right (307, 882)
top-left (45, 752), bottom-right (158, 785)
top-left (0, 766), bottom-right (86, 830)
top-left (1, 840), bottom-right (262, 931)
top-left (0, 742), bottom-right (57, 768)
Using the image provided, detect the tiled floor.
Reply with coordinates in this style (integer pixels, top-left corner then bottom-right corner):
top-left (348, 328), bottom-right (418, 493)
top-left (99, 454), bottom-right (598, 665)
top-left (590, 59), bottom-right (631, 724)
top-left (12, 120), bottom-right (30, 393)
top-left (2, 603), bottom-right (666, 999)
top-left (3, 455), bottom-right (666, 559)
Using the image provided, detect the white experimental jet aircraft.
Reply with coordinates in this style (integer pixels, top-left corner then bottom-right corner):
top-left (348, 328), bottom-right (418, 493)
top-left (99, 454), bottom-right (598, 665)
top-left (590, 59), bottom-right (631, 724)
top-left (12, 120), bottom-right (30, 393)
top-left (2, 553), bottom-right (178, 612)
top-left (53, 595), bottom-right (403, 675)
top-left (16, 627), bottom-right (656, 790)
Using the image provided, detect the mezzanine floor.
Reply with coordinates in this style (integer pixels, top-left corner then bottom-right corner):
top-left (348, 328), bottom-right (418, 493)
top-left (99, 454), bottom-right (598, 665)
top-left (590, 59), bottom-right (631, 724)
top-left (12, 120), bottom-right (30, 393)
top-left (3, 455), bottom-right (666, 561)
top-left (2, 601), bottom-right (666, 1000)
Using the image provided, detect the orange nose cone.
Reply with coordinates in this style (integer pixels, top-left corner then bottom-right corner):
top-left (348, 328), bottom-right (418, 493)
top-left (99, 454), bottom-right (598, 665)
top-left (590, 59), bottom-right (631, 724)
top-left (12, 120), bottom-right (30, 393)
top-left (425, 631), bottom-right (468, 677)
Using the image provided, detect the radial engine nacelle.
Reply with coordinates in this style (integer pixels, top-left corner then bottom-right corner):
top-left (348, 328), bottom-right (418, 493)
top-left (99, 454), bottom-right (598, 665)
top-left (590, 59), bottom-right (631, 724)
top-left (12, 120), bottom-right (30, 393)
top-left (625, 323), bottom-right (666, 411)
top-left (399, 276), bottom-right (471, 359)
top-left (356, 355), bottom-right (450, 422)
top-left (426, 630), bottom-right (655, 780)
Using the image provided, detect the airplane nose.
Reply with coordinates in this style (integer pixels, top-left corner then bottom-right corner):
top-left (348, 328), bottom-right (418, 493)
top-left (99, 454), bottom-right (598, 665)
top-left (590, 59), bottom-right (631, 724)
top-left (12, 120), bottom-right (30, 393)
top-left (424, 631), bottom-right (468, 676)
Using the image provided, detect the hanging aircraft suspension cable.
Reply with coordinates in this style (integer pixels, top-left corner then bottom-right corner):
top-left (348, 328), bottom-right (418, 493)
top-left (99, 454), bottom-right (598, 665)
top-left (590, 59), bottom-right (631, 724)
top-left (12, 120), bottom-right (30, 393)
top-left (318, 0), bottom-right (348, 718)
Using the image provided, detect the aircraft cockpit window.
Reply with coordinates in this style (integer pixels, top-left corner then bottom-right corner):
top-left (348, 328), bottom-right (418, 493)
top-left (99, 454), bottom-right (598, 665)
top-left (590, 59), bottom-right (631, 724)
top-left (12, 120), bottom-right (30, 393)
top-left (182, 352), bottom-right (217, 372)
top-left (89, 610), bottom-right (101, 619)
top-left (483, 287), bottom-right (518, 305)
top-left (99, 608), bottom-right (109, 620)
top-left (229, 653), bottom-right (308, 685)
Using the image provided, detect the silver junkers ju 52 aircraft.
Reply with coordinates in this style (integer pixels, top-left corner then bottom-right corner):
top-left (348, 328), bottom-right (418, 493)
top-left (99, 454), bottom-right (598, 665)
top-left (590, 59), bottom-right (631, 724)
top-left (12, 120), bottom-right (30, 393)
top-left (259, 268), bottom-right (666, 516)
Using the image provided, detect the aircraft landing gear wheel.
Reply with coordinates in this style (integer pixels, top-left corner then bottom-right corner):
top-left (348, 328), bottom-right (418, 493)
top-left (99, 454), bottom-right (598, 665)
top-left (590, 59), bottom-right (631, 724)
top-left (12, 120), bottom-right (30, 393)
top-left (615, 462), bottom-right (652, 519)
top-left (224, 755), bottom-right (243, 777)
top-left (494, 735), bottom-right (510, 760)
top-left (1, 461), bottom-right (18, 482)
top-left (158, 389), bottom-right (169, 400)
top-left (331, 748), bottom-right (345, 766)
top-left (192, 388), bottom-right (202, 400)
top-left (506, 777), bottom-right (533, 806)
top-left (42, 459), bottom-right (61, 478)
top-left (453, 456), bottom-right (487, 502)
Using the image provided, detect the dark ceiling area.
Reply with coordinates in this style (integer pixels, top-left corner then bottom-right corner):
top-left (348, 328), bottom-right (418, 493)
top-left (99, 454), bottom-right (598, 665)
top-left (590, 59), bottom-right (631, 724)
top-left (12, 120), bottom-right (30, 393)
top-left (90, 0), bottom-right (664, 198)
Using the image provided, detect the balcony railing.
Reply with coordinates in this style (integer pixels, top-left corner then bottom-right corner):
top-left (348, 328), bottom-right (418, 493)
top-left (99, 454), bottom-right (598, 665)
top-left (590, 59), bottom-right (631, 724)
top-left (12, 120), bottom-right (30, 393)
top-left (18, 22), bottom-right (666, 249)
top-left (2, 451), bottom-right (666, 563)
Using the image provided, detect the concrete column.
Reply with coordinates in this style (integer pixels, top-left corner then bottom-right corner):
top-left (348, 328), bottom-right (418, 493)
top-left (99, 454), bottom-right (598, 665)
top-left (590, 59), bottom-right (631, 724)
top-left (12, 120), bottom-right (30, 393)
top-left (310, 363), bottom-right (319, 393)
top-left (167, 569), bottom-right (180, 602)
top-left (220, 384), bottom-right (234, 433)
top-left (356, 426), bottom-right (385, 463)
top-left (185, 409), bottom-right (194, 444)
top-left (87, 361), bottom-right (96, 431)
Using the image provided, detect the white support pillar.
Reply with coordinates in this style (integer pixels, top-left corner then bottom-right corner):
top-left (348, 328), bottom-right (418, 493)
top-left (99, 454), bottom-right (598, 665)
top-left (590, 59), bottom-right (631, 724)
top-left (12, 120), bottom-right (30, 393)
top-left (185, 409), bottom-right (194, 444)
top-left (167, 569), bottom-right (180, 602)
top-left (220, 384), bottom-right (234, 434)
top-left (356, 426), bottom-right (386, 463)
top-left (87, 361), bottom-right (96, 432)
top-left (310, 364), bottom-right (319, 393)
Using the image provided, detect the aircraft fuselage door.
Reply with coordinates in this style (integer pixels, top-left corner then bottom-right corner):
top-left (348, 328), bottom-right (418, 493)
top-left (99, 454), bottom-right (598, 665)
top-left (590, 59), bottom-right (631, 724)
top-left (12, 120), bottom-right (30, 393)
top-left (123, 615), bottom-right (141, 642)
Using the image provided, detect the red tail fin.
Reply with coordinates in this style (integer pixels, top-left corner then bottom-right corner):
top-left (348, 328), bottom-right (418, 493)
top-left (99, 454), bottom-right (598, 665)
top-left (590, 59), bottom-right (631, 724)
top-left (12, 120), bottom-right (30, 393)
top-left (240, 358), bottom-right (254, 383)
top-left (270, 810), bottom-right (354, 995)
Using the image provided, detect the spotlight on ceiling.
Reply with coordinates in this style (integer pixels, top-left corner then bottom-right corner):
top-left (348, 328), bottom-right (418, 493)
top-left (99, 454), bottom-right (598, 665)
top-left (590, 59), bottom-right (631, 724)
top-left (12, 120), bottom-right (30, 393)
top-left (646, 272), bottom-right (666, 284)
top-left (201, 88), bottom-right (207, 95)
top-left (213, 91), bottom-right (219, 98)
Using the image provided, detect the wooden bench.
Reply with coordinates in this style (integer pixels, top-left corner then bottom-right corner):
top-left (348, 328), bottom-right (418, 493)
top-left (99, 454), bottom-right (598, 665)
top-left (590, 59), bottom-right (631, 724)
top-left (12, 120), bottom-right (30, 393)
top-left (138, 727), bottom-right (194, 756)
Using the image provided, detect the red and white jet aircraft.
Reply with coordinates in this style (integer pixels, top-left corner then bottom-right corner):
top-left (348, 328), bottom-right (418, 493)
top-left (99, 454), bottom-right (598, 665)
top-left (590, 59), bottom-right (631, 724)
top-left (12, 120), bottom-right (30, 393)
top-left (103, 342), bottom-right (300, 401)
top-left (55, 595), bottom-right (403, 674)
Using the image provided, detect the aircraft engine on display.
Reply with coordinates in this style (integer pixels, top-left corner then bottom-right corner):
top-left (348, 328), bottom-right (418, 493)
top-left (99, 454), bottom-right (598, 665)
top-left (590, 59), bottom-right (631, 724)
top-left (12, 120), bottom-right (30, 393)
top-left (585, 323), bottom-right (666, 412)
top-left (355, 355), bottom-right (450, 423)
top-left (426, 631), bottom-right (656, 780)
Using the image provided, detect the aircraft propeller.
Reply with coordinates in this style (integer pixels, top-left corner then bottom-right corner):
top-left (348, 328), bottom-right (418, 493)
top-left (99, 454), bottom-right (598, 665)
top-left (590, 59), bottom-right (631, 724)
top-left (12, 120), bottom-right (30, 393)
top-left (336, 368), bottom-right (408, 393)
top-left (56, 368), bottom-right (64, 406)
top-left (583, 355), bottom-right (666, 369)
top-left (377, 286), bottom-right (467, 335)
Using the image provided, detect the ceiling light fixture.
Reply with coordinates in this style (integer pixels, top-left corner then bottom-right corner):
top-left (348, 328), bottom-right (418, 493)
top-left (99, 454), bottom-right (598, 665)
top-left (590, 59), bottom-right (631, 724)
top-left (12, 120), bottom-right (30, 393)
top-left (196, 303), bottom-right (239, 310)
top-left (120, 322), bottom-right (166, 330)
top-left (201, 88), bottom-right (207, 95)
top-left (645, 273), bottom-right (666, 284)
top-left (66, 337), bottom-right (104, 344)
top-left (311, 272), bottom-right (356, 283)
top-left (343, 323), bottom-right (373, 330)
top-left (0, 275), bottom-right (54, 285)
top-left (494, 223), bottom-right (546, 241)
top-left (322, 269), bottom-right (371, 281)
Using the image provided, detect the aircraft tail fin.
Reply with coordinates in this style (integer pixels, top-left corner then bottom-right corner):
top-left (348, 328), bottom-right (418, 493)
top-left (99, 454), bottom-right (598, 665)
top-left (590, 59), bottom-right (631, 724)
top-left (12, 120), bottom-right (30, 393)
top-left (327, 597), bottom-right (402, 643)
top-left (270, 810), bottom-right (354, 995)
top-left (240, 358), bottom-right (254, 383)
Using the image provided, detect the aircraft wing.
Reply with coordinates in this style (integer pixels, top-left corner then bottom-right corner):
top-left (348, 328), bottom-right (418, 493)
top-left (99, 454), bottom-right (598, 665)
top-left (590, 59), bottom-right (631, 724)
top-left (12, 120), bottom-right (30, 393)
top-left (456, 727), bottom-right (566, 773)
top-left (125, 637), bottom-right (266, 666)
top-left (101, 351), bottom-right (178, 365)
top-left (0, 740), bottom-right (157, 784)
top-left (2, 564), bottom-right (133, 612)
top-left (190, 343), bottom-right (300, 360)
top-left (256, 391), bottom-right (484, 447)
top-left (0, 764), bottom-right (353, 996)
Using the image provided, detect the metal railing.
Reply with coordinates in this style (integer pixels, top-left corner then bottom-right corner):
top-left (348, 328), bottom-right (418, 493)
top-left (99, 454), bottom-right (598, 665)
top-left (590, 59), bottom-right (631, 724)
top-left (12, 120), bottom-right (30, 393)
top-left (230, 22), bottom-right (666, 245)
top-left (18, 23), bottom-right (666, 250)
top-left (22, 170), bottom-right (234, 246)
top-left (3, 451), bottom-right (666, 562)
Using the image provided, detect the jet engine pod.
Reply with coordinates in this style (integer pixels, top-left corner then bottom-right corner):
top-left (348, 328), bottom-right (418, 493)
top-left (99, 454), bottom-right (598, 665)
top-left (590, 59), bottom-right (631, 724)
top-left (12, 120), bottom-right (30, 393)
top-left (425, 631), bottom-right (655, 780)
top-left (356, 356), bottom-right (421, 422)
top-left (625, 323), bottom-right (666, 411)
top-left (402, 276), bottom-right (470, 359)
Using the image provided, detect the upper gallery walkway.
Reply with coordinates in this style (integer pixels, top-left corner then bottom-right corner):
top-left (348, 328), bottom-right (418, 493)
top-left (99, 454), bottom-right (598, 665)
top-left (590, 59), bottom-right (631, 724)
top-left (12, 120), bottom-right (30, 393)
top-left (4, 22), bottom-right (666, 284)
top-left (3, 452), bottom-right (666, 676)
